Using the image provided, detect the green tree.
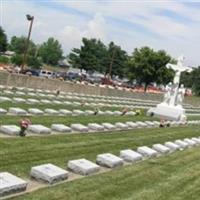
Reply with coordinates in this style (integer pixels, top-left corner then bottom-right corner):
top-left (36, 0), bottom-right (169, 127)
top-left (0, 26), bottom-right (7, 52)
top-left (9, 36), bottom-right (36, 55)
top-left (39, 37), bottom-right (63, 65)
top-left (190, 67), bottom-right (200, 95)
top-left (68, 38), bottom-right (107, 73)
top-left (27, 55), bottom-right (42, 69)
top-left (11, 54), bottom-right (23, 66)
top-left (129, 47), bottom-right (174, 90)
top-left (105, 42), bottom-right (129, 78)
top-left (180, 71), bottom-right (193, 88)
top-left (0, 56), bottom-right (9, 64)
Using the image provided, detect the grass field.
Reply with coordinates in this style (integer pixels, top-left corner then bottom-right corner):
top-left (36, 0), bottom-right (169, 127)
top-left (1, 125), bottom-right (200, 200)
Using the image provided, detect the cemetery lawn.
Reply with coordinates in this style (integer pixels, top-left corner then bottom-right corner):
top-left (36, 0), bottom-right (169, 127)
top-left (1, 126), bottom-right (200, 177)
top-left (9, 146), bottom-right (200, 200)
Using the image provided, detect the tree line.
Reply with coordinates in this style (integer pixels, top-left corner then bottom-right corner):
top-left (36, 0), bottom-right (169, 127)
top-left (0, 26), bottom-right (200, 94)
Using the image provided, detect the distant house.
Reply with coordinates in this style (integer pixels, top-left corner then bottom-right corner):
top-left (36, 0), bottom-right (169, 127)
top-left (58, 59), bottom-right (70, 68)
top-left (1, 51), bottom-right (15, 58)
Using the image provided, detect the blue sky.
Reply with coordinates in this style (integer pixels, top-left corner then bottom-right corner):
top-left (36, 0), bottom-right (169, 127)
top-left (1, 0), bottom-right (200, 66)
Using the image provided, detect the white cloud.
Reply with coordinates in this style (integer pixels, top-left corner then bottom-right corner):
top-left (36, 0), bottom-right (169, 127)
top-left (2, 0), bottom-right (200, 66)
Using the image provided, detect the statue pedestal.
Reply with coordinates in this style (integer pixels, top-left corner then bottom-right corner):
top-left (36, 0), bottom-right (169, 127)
top-left (147, 103), bottom-right (186, 121)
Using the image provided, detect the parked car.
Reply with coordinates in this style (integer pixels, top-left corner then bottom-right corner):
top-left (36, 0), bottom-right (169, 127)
top-left (39, 70), bottom-right (54, 78)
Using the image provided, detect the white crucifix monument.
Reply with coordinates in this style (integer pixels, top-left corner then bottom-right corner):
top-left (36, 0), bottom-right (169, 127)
top-left (147, 56), bottom-right (192, 121)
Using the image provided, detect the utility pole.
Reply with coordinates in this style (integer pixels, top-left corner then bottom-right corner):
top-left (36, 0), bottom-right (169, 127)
top-left (21, 14), bottom-right (34, 72)
top-left (108, 47), bottom-right (116, 80)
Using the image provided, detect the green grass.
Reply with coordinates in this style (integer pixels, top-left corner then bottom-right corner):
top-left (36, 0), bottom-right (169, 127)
top-left (10, 147), bottom-right (200, 200)
top-left (0, 115), bottom-right (152, 127)
top-left (1, 126), bottom-right (200, 179)
top-left (0, 126), bottom-right (200, 200)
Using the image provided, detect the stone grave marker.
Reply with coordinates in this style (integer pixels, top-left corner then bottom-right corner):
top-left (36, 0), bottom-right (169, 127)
top-left (68, 159), bottom-right (100, 176)
top-left (30, 163), bottom-right (68, 184)
top-left (88, 123), bottom-right (104, 131)
top-left (164, 142), bottom-right (180, 152)
top-left (137, 146), bottom-right (158, 157)
top-left (51, 124), bottom-right (71, 133)
top-left (28, 108), bottom-right (44, 115)
top-left (9, 107), bottom-right (27, 115)
top-left (175, 140), bottom-right (189, 149)
top-left (102, 123), bottom-right (116, 130)
top-left (70, 124), bottom-right (89, 132)
top-left (120, 149), bottom-right (143, 163)
top-left (0, 172), bottom-right (27, 196)
top-left (28, 125), bottom-right (51, 134)
top-left (152, 144), bottom-right (170, 154)
top-left (96, 153), bottom-right (123, 168)
top-left (0, 125), bottom-right (20, 135)
top-left (0, 108), bottom-right (7, 115)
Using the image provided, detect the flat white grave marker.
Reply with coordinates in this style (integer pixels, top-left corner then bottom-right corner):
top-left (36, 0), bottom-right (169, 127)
top-left (125, 122), bottom-right (138, 128)
top-left (70, 124), bottom-right (89, 132)
top-left (45, 109), bottom-right (59, 115)
top-left (28, 125), bottom-right (51, 134)
top-left (0, 108), bottom-right (7, 115)
top-left (59, 109), bottom-right (72, 115)
top-left (9, 108), bottom-right (27, 115)
top-left (164, 142), bottom-right (180, 152)
top-left (175, 140), bottom-right (189, 149)
top-left (68, 159), bottom-right (100, 176)
top-left (13, 98), bottom-right (26, 103)
top-left (96, 153), bottom-right (123, 168)
top-left (28, 108), bottom-right (44, 115)
top-left (88, 123), bottom-right (104, 131)
top-left (152, 144), bottom-right (170, 154)
top-left (0, 172), bottom-right (27, 196)
top-left (120, 149), bottom-right (143, 163)
top-left (31, 163), bottom-right (68, 184)
top-left (0, 125), bottom-right (20, 135)
top-left (191, 137), bottom-right (200, 144)
top-left (115, 122), bottom-right (129, 130)
top-left (51, 124), bottom-right (71, 133)
top-left (183, 138), bottom-right (197, 146)
top-left (137, 146), bottom-right (158, 157)
top-left (102, 123), bottom-right (116, 130)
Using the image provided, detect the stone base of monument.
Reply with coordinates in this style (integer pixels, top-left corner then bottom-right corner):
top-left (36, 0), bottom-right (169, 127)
top-left (68, 159), bottom-right (100, 176)
top-left (164, 142), bottom-right (180, 152)
top-left (148, 103), bottom-right (186, 121)
top-left (51, 124), bottom-right (71, 133)
top-left (28, 125), bottom-right (51, 134)
top-left (0, 125), bottom-right (20, 135)
top-left (30, 163), bottom-right (68, 184)
top-left (0, 172), bottom-right (27, 197)
top-left (120, 149), bottom-right (143, 163)
top-left (152, 144), bottom-right (170, 154)
top-left (137, 146), bottom-right (158, 157)
top-left (102, 123), bottom-right (116, 130)
top-left (28, 108), bottom-right (44, 115)
top-left (96, 153), bottom-right (123, 168)
top-left (70, 124), bottom-right (89, 132)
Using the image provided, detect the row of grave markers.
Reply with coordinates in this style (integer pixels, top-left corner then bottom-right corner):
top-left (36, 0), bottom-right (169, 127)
top-left (1, 135), bottom-right (200, 197)
top-left (0, 120), bottom-right (199, 136)
top-left (0, 107), bottom-right (136, 117)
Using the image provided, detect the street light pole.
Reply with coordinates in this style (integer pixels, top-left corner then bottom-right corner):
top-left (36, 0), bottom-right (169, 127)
top-left (108, 47), bottom-right (116, 80)
top-left (21, 14), bottom-right (34, 72)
